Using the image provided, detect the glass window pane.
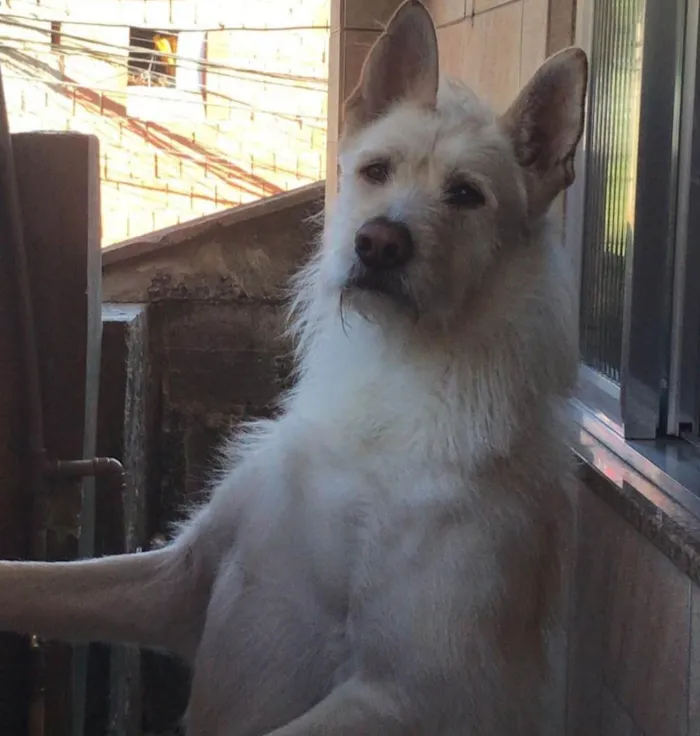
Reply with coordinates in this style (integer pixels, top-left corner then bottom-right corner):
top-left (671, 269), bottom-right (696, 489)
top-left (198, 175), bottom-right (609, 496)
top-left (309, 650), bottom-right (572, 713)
top-left (579, 0), bottom-right (645, 383)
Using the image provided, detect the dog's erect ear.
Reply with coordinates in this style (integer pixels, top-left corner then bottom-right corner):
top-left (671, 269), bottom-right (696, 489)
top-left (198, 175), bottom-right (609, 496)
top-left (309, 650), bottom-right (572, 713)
top-left (501, 47), bottom-right (588, 215)
top-left (344, 0), bottom-right (439, 135)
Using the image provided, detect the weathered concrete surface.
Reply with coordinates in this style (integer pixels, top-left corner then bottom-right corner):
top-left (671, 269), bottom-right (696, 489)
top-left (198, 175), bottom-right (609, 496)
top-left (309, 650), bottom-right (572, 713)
top-left (0, 122), bottom-right (31, 736)
top-left (103, 182), bottom-right (324, 304)
top-left (89, 304), bottom-right (154, 736)
top-left (96, 304), bottom-right (152, 558)
top-left (102, 183), bottom-right (322, 534)
top-left (99, 183), bottom-right (324, 735)
top-left (153, 301), bottom-right (296, 534)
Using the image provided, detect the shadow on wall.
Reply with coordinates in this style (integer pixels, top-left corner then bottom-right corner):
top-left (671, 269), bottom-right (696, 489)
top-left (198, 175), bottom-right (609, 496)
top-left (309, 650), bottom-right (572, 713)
top-left (2, 48), bottom-right (284, 202)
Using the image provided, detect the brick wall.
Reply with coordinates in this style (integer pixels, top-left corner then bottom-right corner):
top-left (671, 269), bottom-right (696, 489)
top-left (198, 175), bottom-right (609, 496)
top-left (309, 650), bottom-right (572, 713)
top-left (2, 0), bottom-right (329, 246)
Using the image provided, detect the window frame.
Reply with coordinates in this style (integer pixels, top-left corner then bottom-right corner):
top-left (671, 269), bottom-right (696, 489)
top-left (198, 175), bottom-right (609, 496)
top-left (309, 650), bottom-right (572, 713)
top-left (127, 27), bottom-right (179, 89)
top-left (566, 0), bottom-right (700, 508)
top-left (567, 0), bottom-right (694, 436)
top-left (667, 0), bottom-right (700, 438)
top-left (124, 28), bottom-right (207, 122)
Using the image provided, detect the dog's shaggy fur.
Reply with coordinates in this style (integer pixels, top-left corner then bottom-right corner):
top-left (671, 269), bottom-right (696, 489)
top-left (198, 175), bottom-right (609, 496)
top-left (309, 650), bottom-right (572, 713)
top-left (0, 2), bottom-right (588, 733)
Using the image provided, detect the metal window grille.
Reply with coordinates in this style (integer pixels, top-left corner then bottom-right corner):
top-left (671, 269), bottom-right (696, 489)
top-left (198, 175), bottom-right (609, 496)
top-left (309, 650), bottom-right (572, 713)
top-left (579, 0), bottom-right (646, 383)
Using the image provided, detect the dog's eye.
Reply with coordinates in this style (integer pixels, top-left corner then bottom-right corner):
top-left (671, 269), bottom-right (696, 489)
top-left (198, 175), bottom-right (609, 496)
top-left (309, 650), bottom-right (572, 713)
top-left (360, 160), bottom-right (391, 184)
top-left (445, 180), bottom-right (486, 208)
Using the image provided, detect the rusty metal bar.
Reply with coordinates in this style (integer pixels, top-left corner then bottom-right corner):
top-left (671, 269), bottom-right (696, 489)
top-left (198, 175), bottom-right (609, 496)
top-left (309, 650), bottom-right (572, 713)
top-left (43, 455), bottom-right (126, 736)
top-left (44, 457), bottom-right (126, 494)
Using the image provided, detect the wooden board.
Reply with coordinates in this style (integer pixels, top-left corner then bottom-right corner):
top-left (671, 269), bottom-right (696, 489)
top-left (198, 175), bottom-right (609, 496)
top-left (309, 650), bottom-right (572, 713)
top-left (0, 67), bottom-right (31, 736)
top-left (13, 131), bottom-right (102, 736)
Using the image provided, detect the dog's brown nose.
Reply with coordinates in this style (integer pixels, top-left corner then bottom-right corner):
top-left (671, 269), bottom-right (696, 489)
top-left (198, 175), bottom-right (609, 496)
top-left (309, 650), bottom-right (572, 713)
top-left (354, 217), bottom-right (414, 270)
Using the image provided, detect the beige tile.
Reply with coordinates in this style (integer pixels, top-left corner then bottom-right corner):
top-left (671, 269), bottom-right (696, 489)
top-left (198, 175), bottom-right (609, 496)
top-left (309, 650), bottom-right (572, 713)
top-left (601, 687), bottom-right (644, 736)
top-left (344, 0), bottom-right (404, 29)
top-left (603, 509), bottom-right (691, 736)
top-left (326, 29), bottom-right (344, 143)
top-left (544, 623), bottom-right (569, 735)
top-left (520, 0), bottom-right (549, 87)
top-left (331, 0), bottom-right (344, 33)
top-left (568, 488), bottom-right (615, 736)
top-left (687, 584), bottom-right (700, 735)
top-left (547, 0), bottom-right (576, 55)
top-left (437, 18), bottom-right (469, 79)
top-left (326, 29), bottom-right (381, 142)
top-left (427, 0), bottom-right (468, 27)
top-left (552, 478), bottom-right (577, 631)
top-left (460, 1), bottom-right (523, 112)
top-left (474, 0), bottom-right (516, 13)
top-left (325, 139), bottom-right (340, 203)
top-left (341, 30), bottom-right (381, 103)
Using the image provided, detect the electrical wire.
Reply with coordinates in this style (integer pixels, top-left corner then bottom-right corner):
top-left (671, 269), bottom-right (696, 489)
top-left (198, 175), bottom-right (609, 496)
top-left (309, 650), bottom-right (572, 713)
top-left (1, 6), bottom-right (330, 32)
top-left (0, 12), bottom-right (329, 122)
top-left (0, 1), bottom-right (328, 244)
top-left (0, 15), bottom-right (329, 86)
top-left (0, 70), bottom-right (327, 123)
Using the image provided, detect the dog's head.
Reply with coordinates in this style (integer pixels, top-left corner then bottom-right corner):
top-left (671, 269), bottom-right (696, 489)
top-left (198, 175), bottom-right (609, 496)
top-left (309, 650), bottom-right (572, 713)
top-left (319, 0), bottom-right (587, 330)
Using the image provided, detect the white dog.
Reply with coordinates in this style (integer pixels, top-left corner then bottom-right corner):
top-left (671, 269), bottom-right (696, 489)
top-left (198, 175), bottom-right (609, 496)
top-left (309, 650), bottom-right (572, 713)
top-left (0, 2), bottom-right (588, 733)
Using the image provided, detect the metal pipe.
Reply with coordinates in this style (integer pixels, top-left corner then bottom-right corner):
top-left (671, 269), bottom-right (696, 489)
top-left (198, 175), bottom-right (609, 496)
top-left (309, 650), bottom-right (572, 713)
top-left (43, 455), bottom-right (126, 736)
top-left (44, 457), bottom-right (126, 495)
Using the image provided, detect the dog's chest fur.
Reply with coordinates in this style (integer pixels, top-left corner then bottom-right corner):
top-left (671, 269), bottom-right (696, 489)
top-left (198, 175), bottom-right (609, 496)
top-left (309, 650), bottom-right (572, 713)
top-left (196, 401), bottom-right (543, 735)
top-left (216, 308), bottom-right (540, 624)
top-left (203, 336), bottom-right (534, 694)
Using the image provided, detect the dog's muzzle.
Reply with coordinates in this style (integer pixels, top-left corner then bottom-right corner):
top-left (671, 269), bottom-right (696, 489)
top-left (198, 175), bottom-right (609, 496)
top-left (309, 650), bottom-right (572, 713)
top-left (354, 216), bottom-right (414, 271)
top-left (344, 216), bottom-right (415, 303)
top-left (343, 217), bottom-right (415, 308)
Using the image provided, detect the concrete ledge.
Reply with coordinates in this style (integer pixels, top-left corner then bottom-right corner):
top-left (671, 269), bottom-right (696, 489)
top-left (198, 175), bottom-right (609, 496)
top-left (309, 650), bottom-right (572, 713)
top-left (102, 181), bottom-right (324, 303)
top-left (102, 181), bottom-right (326, 268)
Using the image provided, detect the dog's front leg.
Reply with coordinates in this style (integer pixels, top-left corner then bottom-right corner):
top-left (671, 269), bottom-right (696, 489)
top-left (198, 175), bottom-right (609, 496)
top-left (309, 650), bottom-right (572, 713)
top-left (0, 542), bottom-right (209, 658)
top-left (261, 677), bottom-right (408, 736)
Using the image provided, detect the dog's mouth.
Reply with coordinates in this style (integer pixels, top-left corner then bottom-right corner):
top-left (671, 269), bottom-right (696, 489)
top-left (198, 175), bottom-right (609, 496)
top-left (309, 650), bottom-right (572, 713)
top-left (341, 265), bottom-right (418, 319)
top-left (344, 263), bottom-right (403, 297)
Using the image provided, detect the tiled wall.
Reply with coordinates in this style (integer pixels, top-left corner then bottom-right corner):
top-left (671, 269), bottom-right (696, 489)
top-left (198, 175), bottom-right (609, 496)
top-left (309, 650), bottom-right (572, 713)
top-left (325, 0), bottom-right (575, 198)
top-left (3, 0), bottom-right (329, 245)
top-left (326, 0), bottom-right (401, 197)
top-left (426, 0), bottom-right (576, 112)
top-left (569, 485), bottom-right (696, 736)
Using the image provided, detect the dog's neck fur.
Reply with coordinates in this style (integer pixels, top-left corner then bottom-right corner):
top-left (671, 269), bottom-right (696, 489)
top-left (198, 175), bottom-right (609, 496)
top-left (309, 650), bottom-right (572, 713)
top-left (282, 209), bottom-right (577, 471)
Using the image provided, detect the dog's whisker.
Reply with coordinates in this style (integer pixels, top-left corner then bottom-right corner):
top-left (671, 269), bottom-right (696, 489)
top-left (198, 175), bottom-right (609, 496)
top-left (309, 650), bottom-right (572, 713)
top-left (404, 284), bottom-right (421, 325)
top-left (338, 289), bottom-right (351, 336)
